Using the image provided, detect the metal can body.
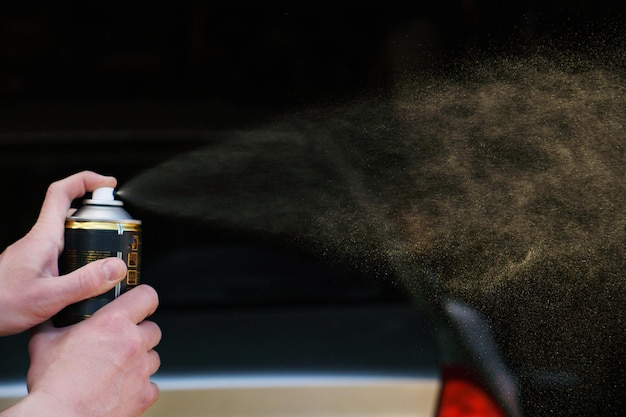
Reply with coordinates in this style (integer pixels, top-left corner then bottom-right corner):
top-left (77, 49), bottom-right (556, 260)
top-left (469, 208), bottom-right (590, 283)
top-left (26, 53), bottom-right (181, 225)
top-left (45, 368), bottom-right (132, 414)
top-left (52, 195), bottom-right (141, 327)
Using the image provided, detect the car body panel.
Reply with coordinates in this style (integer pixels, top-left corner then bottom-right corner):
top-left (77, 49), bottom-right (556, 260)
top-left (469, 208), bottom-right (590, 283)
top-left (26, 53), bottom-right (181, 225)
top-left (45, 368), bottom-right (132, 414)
top-left (0, 376), bottom-right (440, 417)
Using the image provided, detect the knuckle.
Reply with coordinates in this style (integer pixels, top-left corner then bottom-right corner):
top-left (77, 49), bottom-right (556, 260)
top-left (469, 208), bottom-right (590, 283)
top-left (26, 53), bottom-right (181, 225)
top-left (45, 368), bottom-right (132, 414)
top-left (125, 332), bottom-right (144, 358)
top-left (108, 325), bottom-right (145, 360)
top-left (141, 383), bottom-right (160, 409)
top-left (146, 320), bottom-right (162, 343)
top-left (133, 285), bottom-right (160, 313)
top-left (148, 350), bottom-right (161, 375)
top-left (138, 284), bottom-right (159, 303)
top-left (44, 180), bottom-right (68, 205)
top-left (46, 180), bottom-right (62, 196)
top-left (92, 314), bottom-right (144, 361)
top-left (154, 325), bottom-right (163, 345)
top-left (93, 308), bottom-right (128, 332)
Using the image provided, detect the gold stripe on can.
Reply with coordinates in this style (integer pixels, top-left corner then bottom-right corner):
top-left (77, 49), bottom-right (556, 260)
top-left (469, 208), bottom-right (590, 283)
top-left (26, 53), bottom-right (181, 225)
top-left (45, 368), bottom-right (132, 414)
top-left (65, 220), bottom-right (142, 232)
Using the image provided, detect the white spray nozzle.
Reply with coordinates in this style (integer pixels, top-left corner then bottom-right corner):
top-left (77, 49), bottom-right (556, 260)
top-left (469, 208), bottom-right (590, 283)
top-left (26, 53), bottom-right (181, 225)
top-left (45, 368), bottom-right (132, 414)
top-left (92, 187), bottom-right (115, 201)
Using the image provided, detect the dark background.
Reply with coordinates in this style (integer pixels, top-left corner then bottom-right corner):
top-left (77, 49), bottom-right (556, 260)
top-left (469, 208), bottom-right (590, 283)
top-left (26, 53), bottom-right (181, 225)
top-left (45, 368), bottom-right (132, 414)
top-left (1, 0), bottom-right (624, 241)
top-left (0, 1), bottom-right (624, 416)
top-left (1, 1), bottom-right (624, 108)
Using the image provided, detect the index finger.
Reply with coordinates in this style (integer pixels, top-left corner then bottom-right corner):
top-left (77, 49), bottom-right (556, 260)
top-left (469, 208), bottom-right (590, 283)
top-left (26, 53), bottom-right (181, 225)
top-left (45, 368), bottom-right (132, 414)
top-left (95, 285), bottom-right (159, 324)
top-left (35, 171), bottom-right (117, 236)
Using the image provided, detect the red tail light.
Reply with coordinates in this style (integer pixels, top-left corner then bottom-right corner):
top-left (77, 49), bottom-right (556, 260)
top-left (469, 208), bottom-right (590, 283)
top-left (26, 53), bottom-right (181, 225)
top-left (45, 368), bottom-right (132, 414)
top-left (437, 366), bottom-right (506, 417)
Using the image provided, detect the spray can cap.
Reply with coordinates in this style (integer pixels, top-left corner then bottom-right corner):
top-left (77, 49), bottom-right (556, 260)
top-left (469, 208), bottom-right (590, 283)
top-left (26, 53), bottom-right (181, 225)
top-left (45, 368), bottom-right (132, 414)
top-left (83, 187), bottom-right (123, 206)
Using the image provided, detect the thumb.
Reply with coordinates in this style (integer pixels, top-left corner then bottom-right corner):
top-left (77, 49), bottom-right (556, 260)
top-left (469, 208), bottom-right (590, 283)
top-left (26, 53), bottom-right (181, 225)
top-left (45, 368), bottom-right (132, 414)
top-left (46, 258), bottom-right (128, 308)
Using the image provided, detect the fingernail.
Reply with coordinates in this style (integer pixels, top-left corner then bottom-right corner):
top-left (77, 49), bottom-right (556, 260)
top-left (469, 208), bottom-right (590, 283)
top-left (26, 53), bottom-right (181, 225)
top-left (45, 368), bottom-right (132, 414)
top-left (103, 258), bottom-right (126, 282)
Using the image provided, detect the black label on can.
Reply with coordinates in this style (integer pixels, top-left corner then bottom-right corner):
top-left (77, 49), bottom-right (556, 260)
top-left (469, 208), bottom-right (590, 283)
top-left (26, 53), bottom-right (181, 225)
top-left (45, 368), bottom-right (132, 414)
top-left (53, 220), bottom-right (141, 327)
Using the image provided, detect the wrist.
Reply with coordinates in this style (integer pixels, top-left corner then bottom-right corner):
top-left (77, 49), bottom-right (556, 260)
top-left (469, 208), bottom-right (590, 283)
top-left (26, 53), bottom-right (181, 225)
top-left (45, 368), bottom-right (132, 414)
top-left (3, 391), bottom-right (78, 417)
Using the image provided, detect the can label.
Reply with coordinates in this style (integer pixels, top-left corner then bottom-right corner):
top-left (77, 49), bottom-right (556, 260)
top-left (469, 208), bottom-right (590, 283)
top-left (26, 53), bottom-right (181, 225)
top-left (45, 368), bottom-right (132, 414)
top-left (52, 220), bottom-right (141, 327)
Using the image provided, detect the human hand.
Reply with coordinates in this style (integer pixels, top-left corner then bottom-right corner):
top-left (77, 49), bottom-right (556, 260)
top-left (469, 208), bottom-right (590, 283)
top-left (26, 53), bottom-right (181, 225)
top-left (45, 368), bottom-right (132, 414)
top-left (16, 285), bottom-right (161, 417)
top-left (0, 171), bottom-right (128, 336)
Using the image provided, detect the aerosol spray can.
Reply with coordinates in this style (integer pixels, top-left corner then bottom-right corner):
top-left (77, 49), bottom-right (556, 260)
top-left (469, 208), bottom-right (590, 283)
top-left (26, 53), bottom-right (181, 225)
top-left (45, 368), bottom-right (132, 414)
top-left (52, 187), bottom-right (141, 327)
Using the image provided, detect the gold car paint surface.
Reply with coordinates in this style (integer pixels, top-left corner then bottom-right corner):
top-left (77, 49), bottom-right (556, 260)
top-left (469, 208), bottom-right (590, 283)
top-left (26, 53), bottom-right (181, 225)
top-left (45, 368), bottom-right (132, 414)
top-left (0, 375), bottom-right (440, 417)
